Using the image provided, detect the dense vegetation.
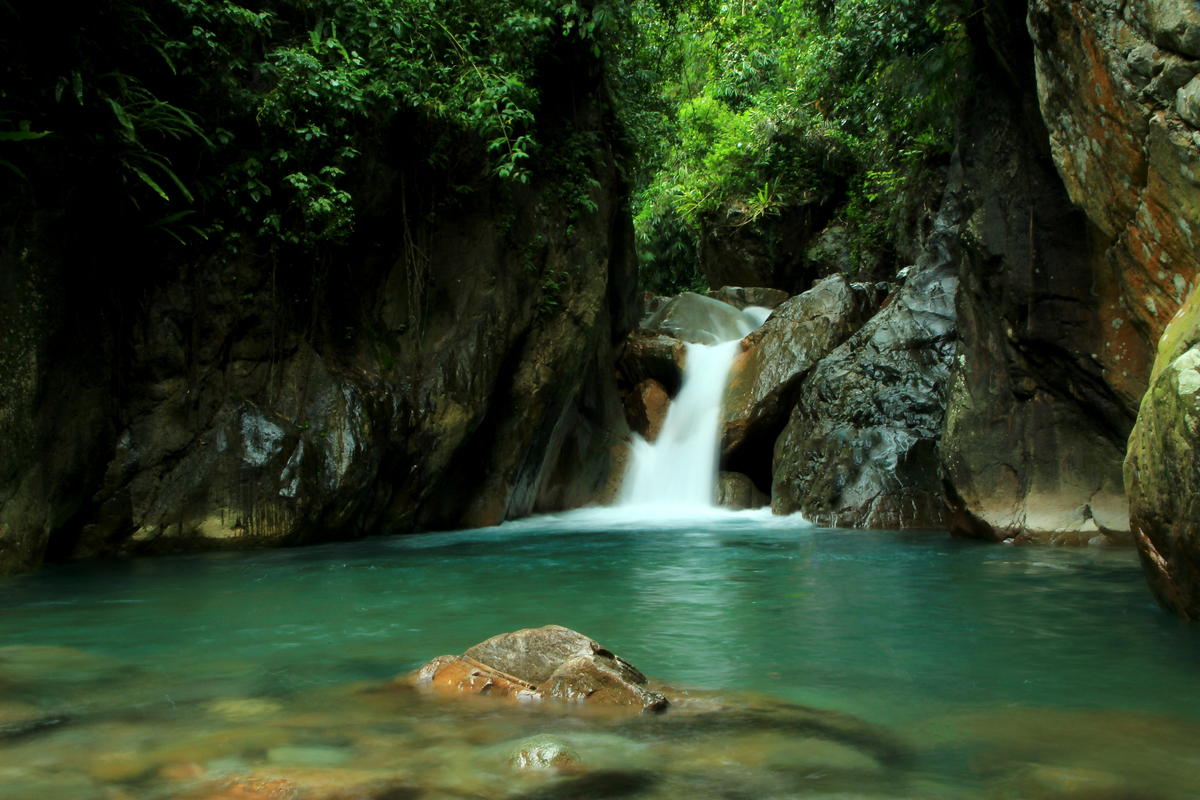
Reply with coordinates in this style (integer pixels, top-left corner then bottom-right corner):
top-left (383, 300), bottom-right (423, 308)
top-left (617, 0), bottom-right (972, 292)
top-left (0, 0), bottom-right (970, 290)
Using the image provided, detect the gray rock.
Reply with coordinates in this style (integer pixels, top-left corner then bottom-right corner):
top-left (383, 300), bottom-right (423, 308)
top-left (1179, 76), bottom-right (1200, 127)
top-left (1152, 57), bottom-right (1200, 101)
top-left (1128, 43), bottom-right (1161, 77)
top-left (1131, 0), bottom-right (1200, 58)
top-left (721, 275), bottom-right (877, 466)
top-left (771, 180), bottom-right (960, 528)
top-left (714, 471), bottom-right (768, 510)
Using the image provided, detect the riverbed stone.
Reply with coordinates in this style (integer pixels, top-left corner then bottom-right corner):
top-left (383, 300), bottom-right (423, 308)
top-left (508, 734), bottom-right (581, 772)
top-left (623, 380), bottom-right (669, 443)
top-left (540, 655), bottom-right (668, 712)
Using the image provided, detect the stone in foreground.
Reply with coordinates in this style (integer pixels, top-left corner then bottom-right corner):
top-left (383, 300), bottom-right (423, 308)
top-left (412, 625), bottom-right (667, 713)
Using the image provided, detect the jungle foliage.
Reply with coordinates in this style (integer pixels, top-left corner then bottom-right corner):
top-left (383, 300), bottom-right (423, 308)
top-left (0, 0), bottom-right (972, 290)
top-left (0, 0), bottom-right (630, 253)
top-left (617, 0), bottom-right (973, 293)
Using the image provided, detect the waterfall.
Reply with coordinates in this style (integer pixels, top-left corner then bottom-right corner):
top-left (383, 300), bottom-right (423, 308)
top-left (622, 304), bottom-right (770, 508)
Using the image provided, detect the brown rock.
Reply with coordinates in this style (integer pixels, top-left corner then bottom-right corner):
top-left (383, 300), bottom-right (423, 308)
top-left (539, 655), bottom-right (668, 712)
top-left (413, 625), bottom-right (666, 713)
top-left (413, 655), bottom-right (538, 700)
top-left (623, 380), bottom-right (669, 443)
top-left (619, 330), bottom-right (687, 396)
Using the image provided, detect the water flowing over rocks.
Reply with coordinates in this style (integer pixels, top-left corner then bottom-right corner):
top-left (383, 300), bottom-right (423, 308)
top-left (1125, 290), bottom-right (1200, 617)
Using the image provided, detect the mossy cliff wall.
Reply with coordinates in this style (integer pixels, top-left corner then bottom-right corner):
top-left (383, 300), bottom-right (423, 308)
top-left (0, 41), bottom-right (635, 575)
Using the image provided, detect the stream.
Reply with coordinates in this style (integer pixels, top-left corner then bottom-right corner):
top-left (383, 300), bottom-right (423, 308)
top-left (2, 511), bottom-right (1199, 799)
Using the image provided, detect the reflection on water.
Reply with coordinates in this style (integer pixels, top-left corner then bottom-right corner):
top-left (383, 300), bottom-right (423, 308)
top-left (2, 507), bottom-right (1200, 799)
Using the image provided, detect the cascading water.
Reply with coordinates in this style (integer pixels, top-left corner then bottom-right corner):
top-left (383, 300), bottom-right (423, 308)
top-left (622, 300), bottom-right (771, 508)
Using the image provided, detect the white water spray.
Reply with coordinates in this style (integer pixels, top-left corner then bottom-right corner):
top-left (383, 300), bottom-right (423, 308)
top-left (621, 304), bottom-right (770, 508)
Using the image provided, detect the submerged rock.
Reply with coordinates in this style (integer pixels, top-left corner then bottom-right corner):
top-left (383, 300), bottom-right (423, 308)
top-left (714, 471), bottom-right (768, 510)
top-left (412, 625), bottom-right (667, 713)
top-left (509, 734), bottom-right (582, 772)
top-left (1125, 289), bottom-right (1200, 618)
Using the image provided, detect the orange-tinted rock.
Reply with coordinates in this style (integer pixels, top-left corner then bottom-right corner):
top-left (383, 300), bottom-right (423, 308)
top-left (412, 625), bottom-right (666, 713)
top-left (623, 380), bottom-right (669, 443)
top-left (414, 655), bottom-right (538, 700)
top-left (539, 656), bottom-right (667, 712)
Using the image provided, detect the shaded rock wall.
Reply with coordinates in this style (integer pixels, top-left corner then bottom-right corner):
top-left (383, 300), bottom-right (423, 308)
top-left (939, 0), bottom-right (1137, 544)
top-left (0, 43), bottom-right (635, 574)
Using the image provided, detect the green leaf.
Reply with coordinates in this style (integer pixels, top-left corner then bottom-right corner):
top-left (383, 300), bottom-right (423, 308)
top-left (0, 131), bottom-right (50, 142)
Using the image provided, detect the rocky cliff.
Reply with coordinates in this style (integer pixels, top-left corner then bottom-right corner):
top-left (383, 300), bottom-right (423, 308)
top-left (0, 40), bottom-right (635, 575)
top-left (1026, 0), bottom-right (1200, 610)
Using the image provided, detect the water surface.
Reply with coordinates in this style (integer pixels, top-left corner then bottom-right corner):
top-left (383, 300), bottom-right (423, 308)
top-left (2, 509), bottom-right (1198, 799)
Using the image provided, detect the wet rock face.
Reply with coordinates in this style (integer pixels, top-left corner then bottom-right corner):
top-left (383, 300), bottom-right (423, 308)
top-left (619, 333), bottom-right (687, 397)
top-left (720, 276), bottom-right (880, 475)
top-left (623, 379), bottom-right (669, 443)
top-left (1125, 291), bottom-right (1200, 618)
top-left (0, 44), bottom-right (635, 572)
top-left (1029, 0), bottom-right (1198, 381)
top-left (771, 189), bottom-right (960, 528)
top-left (714, 471), bottom-right (768, 510)
top-left (939, 9), bottom-right (1137, 544)
top-left (413, 625), bottom-right (668, 713)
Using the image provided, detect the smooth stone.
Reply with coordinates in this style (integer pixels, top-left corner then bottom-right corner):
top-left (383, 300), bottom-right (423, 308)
top-left (508, 734), bottom-right (581, 772)
top-left (643, 292), bottom-right (758, 345)
top-left (623, 379), bottom-right (670, 443)
top-left (707, 286), bottom-right (789, 311)
top-left (714, 471), bottom-right (768, 510)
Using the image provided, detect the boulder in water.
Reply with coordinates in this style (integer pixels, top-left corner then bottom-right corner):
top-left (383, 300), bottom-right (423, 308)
top-left (623, 379), bottom-right (669, 443)
top-left (412, 625), bottom-right (667, 713)
top-left (509, 734), bottom-right (582, 772)
top-left (714, 472), bottom-right (768, 510)
top-left (643, 292), bottom-right (760, 346)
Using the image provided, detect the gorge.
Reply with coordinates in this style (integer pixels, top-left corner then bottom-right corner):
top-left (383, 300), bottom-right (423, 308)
top-left (3, 0), bottom-right (1200, 798)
